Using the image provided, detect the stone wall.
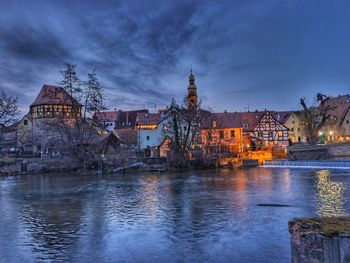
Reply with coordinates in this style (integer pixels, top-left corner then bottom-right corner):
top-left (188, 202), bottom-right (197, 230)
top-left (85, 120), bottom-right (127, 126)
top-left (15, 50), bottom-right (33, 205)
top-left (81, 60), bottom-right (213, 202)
top-left (289, 217), bottom-right (350, 263)
top-left (289, 143), bottom-right (350, 160)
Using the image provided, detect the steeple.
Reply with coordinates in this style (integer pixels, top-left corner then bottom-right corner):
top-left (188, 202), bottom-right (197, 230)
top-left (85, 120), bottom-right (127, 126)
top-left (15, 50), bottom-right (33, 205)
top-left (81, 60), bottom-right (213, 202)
top-left (187, 68), bottom-right (198, 110)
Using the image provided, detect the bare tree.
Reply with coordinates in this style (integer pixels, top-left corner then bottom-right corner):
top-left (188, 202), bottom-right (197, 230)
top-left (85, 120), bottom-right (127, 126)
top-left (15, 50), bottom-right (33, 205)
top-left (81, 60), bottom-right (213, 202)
top-left (0, 90), bottom-right (19, 140)
top-left (59, 64), bottom-right (83, 103)
top-left (300, 93), bottom-right (335, 144)
top-left (83, 69), bottom-right (108, 119)
top-left (53, 65), bottom-right (109, 164)
top-left (163, 98), bottom-right (204, 167)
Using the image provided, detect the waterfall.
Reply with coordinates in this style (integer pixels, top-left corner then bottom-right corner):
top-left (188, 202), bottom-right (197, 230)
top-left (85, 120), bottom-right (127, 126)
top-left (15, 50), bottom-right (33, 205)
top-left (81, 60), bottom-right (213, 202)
top-left (263, 160), bottom-right (350, 169)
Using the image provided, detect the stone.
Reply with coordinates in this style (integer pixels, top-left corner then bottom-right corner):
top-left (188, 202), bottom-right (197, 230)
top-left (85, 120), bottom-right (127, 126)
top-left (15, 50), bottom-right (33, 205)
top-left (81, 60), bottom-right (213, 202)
top-left (289, 217), bottom-right (350, 263)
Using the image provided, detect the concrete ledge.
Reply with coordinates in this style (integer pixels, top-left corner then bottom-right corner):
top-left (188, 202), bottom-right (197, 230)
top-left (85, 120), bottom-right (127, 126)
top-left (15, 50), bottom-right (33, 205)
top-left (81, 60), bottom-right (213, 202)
top-left (289, 217), bottom-right (350, 263)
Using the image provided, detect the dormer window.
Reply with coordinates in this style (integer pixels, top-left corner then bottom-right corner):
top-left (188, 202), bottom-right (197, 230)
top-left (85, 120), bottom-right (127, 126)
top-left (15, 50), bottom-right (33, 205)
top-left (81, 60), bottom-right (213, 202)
top-left (243, 123), bottom-right (248, 129)
top-left (212, 121), bottom-right (217, 128)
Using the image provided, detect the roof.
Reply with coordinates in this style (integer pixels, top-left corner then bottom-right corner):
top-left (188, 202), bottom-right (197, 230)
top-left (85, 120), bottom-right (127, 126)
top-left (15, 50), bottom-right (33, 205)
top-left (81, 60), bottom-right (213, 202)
top-left (94, 111), bottom-right (118, 122)
top-left (202, 112), bottom-right (242, 129)
top-left (116, 109), bottom-right (149, 129)
top-left (240, 110), bottom-right (292, 131)
top-left (276, 111), bottom-right (294, 123)
top-left (136, 113), bottom-right (161, 125)
top-left (240, 111), bottom-right (267, 132)
top-left (31, 84), bottom-right (80, 107)
top-left (324, 95), bottom-right (350, 121)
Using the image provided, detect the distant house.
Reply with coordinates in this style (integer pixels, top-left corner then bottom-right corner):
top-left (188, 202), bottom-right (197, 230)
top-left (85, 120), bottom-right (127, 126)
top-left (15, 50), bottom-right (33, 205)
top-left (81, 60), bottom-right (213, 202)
top-left (283, 112), bottom-right (308, 143)
top-left (253, 111), bottom-right (289, 147)
top-left (16, 114), bottom-right (33, 153)
top-left (319, 95), bottom-right (350, 141)
top-left (94, 109), bottom-right (149, 132)
top-left (93, 111), bottom-right (118, 131)
top-left (135, 112), bottom-right (162, 151)
top-left (240, 110), bottom-right (289, 147)
top-left (201, 112), bottom-right (243, 157)
top-left (29, 84), bottom-right (82, 154)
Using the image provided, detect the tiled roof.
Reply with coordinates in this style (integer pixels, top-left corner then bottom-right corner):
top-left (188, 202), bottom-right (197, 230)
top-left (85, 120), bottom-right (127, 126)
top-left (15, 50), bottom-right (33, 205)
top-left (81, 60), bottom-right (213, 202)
top-left (324, 95), bottom-right (350, 121)
top-left (116, 109), bottom-right (148, 129)
top-left (202, 112), bottom-right (242, 129)
top-left (136, 113), bottom-right (161, 125)
top-left (31, 84), bottom-right (80, 107)
top-left (94, 111), bottom-right (118, 122)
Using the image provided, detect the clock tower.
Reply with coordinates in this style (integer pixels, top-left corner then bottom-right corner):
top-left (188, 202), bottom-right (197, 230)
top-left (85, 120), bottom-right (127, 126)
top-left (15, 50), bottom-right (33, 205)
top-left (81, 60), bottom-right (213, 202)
top-left (187, 69), bottom-right (198, 110)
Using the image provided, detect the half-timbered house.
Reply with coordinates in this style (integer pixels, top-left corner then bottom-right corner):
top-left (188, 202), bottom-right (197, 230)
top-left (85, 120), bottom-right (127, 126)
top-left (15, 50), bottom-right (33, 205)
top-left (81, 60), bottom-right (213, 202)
top-left (254, 111), bottom-right (289, 147)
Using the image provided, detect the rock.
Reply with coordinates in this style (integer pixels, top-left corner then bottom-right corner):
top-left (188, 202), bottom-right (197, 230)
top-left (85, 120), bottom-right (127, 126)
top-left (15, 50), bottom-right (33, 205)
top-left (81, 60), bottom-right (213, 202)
top-left (289, 217), bottom-right (350, 263)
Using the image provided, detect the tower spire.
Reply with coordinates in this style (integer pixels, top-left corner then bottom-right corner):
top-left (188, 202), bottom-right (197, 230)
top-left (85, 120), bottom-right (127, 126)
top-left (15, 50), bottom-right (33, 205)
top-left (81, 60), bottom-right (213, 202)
top-left (187, 67), bottom-right (198, 110)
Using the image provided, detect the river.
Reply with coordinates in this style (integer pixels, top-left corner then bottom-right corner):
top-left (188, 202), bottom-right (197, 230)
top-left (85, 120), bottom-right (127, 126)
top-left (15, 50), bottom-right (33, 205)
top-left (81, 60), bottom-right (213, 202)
top-left (0, 168), bottom-right (349, 263)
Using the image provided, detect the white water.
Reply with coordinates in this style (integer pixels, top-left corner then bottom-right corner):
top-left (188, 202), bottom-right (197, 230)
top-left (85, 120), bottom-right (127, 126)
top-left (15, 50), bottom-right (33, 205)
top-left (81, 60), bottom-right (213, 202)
top-left (263, 160), bottom-right (350, 169)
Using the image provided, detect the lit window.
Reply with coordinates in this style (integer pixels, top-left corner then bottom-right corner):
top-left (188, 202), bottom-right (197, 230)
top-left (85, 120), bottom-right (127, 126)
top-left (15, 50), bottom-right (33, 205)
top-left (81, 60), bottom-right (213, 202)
top-left (265, 122), bottom-right (270, 128)
top-left (278, 131), bottom-right (283, 137)
top-left (212, 121), bottom-right (217, 128)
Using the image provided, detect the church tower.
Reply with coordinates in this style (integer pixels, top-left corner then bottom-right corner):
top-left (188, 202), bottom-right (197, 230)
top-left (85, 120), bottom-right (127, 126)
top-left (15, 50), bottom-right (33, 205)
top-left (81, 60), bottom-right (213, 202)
top-left (187, 69), bottom-right (198, 110)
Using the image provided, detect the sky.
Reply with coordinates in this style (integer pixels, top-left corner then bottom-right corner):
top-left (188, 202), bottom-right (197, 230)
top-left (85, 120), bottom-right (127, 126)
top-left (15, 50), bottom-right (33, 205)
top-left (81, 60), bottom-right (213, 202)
top-left (1, 0), bottom-right (350, 113)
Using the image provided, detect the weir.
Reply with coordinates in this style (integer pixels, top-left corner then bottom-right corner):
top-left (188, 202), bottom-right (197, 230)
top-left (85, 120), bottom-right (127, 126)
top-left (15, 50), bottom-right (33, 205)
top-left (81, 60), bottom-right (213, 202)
top-left (263, 160), bottom-right (350, 169)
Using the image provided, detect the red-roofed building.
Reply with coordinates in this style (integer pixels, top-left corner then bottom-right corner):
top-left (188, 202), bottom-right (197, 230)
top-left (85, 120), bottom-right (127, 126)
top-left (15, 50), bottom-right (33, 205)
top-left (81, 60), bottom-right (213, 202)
top-left (201, 112), bottom-right (243, 157)
top-left (30, 84), bottom-right (81, 119)
top-left (29, 84), bottom-right (82, 154)
top-left (94, 109), bottom-right (149, 131)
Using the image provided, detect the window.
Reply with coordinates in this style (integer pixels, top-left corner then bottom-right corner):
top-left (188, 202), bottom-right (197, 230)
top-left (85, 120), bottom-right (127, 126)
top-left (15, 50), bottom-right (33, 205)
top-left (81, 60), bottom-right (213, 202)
top-left (243, 123), bottom-right (248, 129)
top-left (146, 136), bottom-right (150, 141)
top-left (184, 126), bottom-right (187, 131)
top-left (258, 131), bottom-right (263, 137)
top-left (268, 131), bottom-right (273, 138)
top-left (291, 128), bottom-right (294, 132)
top-left (298, 128), bottom-right (300, 132)
top-left (230, 130), bottom-right (235, 138)
top-left (347, 120), bottom-right (349, 124)
top-left (265, 122), bottom-right (270, 128)
top-left (23, 120), bottom-right (28, 125)
top-left (278, 131), bottom-right (283, 137)
top-left (219, 131), bottom-right (224, 139)
top-left (212, 121), bottom-right (217, 128)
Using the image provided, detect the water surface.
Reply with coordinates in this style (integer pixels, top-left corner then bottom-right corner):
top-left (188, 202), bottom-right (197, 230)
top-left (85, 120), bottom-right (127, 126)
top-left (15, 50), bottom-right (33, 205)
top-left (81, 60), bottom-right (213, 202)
top-left (0, 168), bottom-right (349, 263)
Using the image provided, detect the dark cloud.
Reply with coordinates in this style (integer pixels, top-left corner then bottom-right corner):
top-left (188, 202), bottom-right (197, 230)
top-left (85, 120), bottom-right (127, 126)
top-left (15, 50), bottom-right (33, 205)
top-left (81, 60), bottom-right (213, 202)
top-left (1, 0), bottom-right (350, 112)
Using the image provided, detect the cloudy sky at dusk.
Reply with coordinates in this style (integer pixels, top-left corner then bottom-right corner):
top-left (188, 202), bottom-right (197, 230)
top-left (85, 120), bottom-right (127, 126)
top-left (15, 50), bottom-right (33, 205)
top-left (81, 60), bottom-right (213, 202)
top-left (1, 0), bottom-right (350, 113)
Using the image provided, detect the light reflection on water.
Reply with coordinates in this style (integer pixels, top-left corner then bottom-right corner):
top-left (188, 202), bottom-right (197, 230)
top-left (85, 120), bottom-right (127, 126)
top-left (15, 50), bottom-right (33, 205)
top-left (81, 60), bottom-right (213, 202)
top-left (0, 168), bottom-right (349, 263)
top-left (315, 169), bottom-right (346, 217)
